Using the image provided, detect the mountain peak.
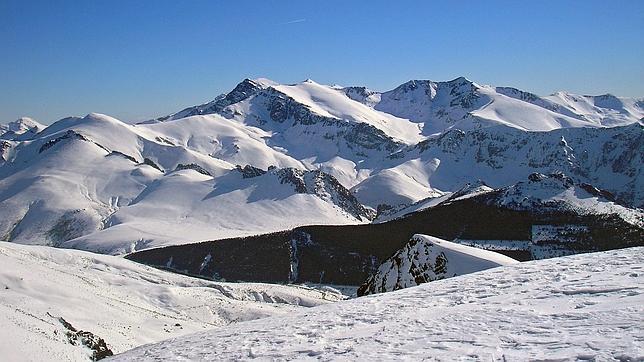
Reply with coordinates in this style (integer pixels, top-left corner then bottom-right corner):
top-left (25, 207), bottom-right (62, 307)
top-left (1, 117), bottom-right (45, 140)
top-left (6, 117), bottom-right (43, 132)
top-left (391, 77), bottom-right (478, 95)
top-left (248, 77), bottom-right (278, 88)
top-left (84, 113), bottom-right (123, 124)
top-left (296, 78), bottom-right (322, 86)
top-left (447, 76), bottom-right (473, 84)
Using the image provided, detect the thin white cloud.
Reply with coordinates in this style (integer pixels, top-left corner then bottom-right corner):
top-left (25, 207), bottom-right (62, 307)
top-left (280, 18), bottom-right (306, 25)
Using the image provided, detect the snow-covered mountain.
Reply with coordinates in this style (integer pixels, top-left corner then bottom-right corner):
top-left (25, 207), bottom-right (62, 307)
top-left (0, 242), bottom-right (345, 361)
top-left (0, 117), bottom-right (45, 141)
top-left (0, 77), bottom-right (642, 254)
top-left (138, 77), bottom-right (643, 213)
top-left (343, 78), bottom-right (643, 134)
top-left (357, 235), bottom-right (518, 296)
top-left (0, 113), bottom-right (370, 254)
top-left (113, 246), bottom-right (644, 361)
top-left (354, 123), bottom-right (643, 208)
top-left (1, 117), bottom-right (46, 166)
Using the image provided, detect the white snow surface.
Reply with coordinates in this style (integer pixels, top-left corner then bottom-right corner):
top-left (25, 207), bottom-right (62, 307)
top-left (113, 246), bottom-right (644, 361)
top-left (0, 242), bottom-right (345, 361)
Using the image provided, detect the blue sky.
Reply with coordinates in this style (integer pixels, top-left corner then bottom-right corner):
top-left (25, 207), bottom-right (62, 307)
top-left (1, 0), bottom-right (643, 123)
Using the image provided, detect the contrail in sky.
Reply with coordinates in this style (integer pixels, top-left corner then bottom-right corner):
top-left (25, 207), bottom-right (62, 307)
top-left (280, 18), bottom-right (306, 25)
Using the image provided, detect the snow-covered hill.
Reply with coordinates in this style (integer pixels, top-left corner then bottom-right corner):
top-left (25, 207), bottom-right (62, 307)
top-left (0, 77), bottom-right (642, 254)
top-left (358, 235), bottom-right (518, 295)
top-left (0, 113), bottom-right (369, 254)
top-left (0, 242), bottom-right (345, 361)
top-left (0, 117), bottom-right (45, 141)
top-left (113, 246), bottom-right (644, 361)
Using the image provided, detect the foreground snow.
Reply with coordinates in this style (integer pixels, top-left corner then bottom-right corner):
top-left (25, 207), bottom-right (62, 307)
top-left (114, 246), bottom-right (643, 361)
top-left (0, 242), bottom-right (345, 361)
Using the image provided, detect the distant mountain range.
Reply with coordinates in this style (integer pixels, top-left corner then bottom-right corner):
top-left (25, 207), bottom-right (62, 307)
top-left (1, 77), bottom-right (642, 256)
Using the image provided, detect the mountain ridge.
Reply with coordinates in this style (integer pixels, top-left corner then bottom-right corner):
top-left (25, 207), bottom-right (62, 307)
top-left (1, 76), bottom-right (642, 255)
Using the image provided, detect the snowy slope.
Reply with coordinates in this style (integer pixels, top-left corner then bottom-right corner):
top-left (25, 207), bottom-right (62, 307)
top-left (545, 92), bottom-right (644, 127)
top-left (0, 113), bottom-right (368, 254)
top-left (0, 242), bottom-right (345, 361)
top-left (0, 114), bottom-right (232, 249)
top-left (113, 246), bottom-right (644, 361)
top-left (63, 167), bottom-right (370, 254)
top-left (358, 235), bottom-right (518, 295)
top-left (136, 114), bottom-right (305, 170)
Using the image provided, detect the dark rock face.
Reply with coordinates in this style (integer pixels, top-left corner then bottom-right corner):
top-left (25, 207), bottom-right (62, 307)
top-left (174, 163), bottom-right (212, 176)
top-left (357, 237), bottom-right (451, 296)
top-left (259, 88), bottom-right (403, 153)
top-left (344, 123), bottom-right (400, 153)
top-left (38, 130), bottom-right (110, 155)
top-left (448, 82), bottom-right (480, 109)
top-left (231, 166), bottom-right (374, 220)
top-left (579, 183), bottom-right (615, 202)
top-left (107, 151), bottom-right (137, 163)
top-left (384, 77), bottom-right (483, 112)
top-left (342, 86), bottom-right (377, 103)
top-left (55, 315), bottom-right (113, 361)
top-left (263, 88), bottom-right (323, 125)
top-left (446, 180), bottom-right (490, 201)
top-left (39, 130), bottom-right (90, 153)
top-left (235, 164), bottom-right (267, 178)
top-left (496, 87), bottom-right (540, 103)
top-left (275, 168), bottom-right (308, 193)
top-left (528, 171), bottom-right (574, 188)
top-left (484, 173), bottom-right (603, 211)
top-left (273, 168), bottom-right (374, 221)
top-left (47, 209), bottom-right (95, 246)
top-left (415, 129), bottom-right (466, 153)
top-left (141, 157), bottom-right (163, 171)
top-left (222, 78), bottom-right (266, 106)
top-left (154, 136), bottom-right (175, 146)
top-left (0, 140), bottom-right (10, 164)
